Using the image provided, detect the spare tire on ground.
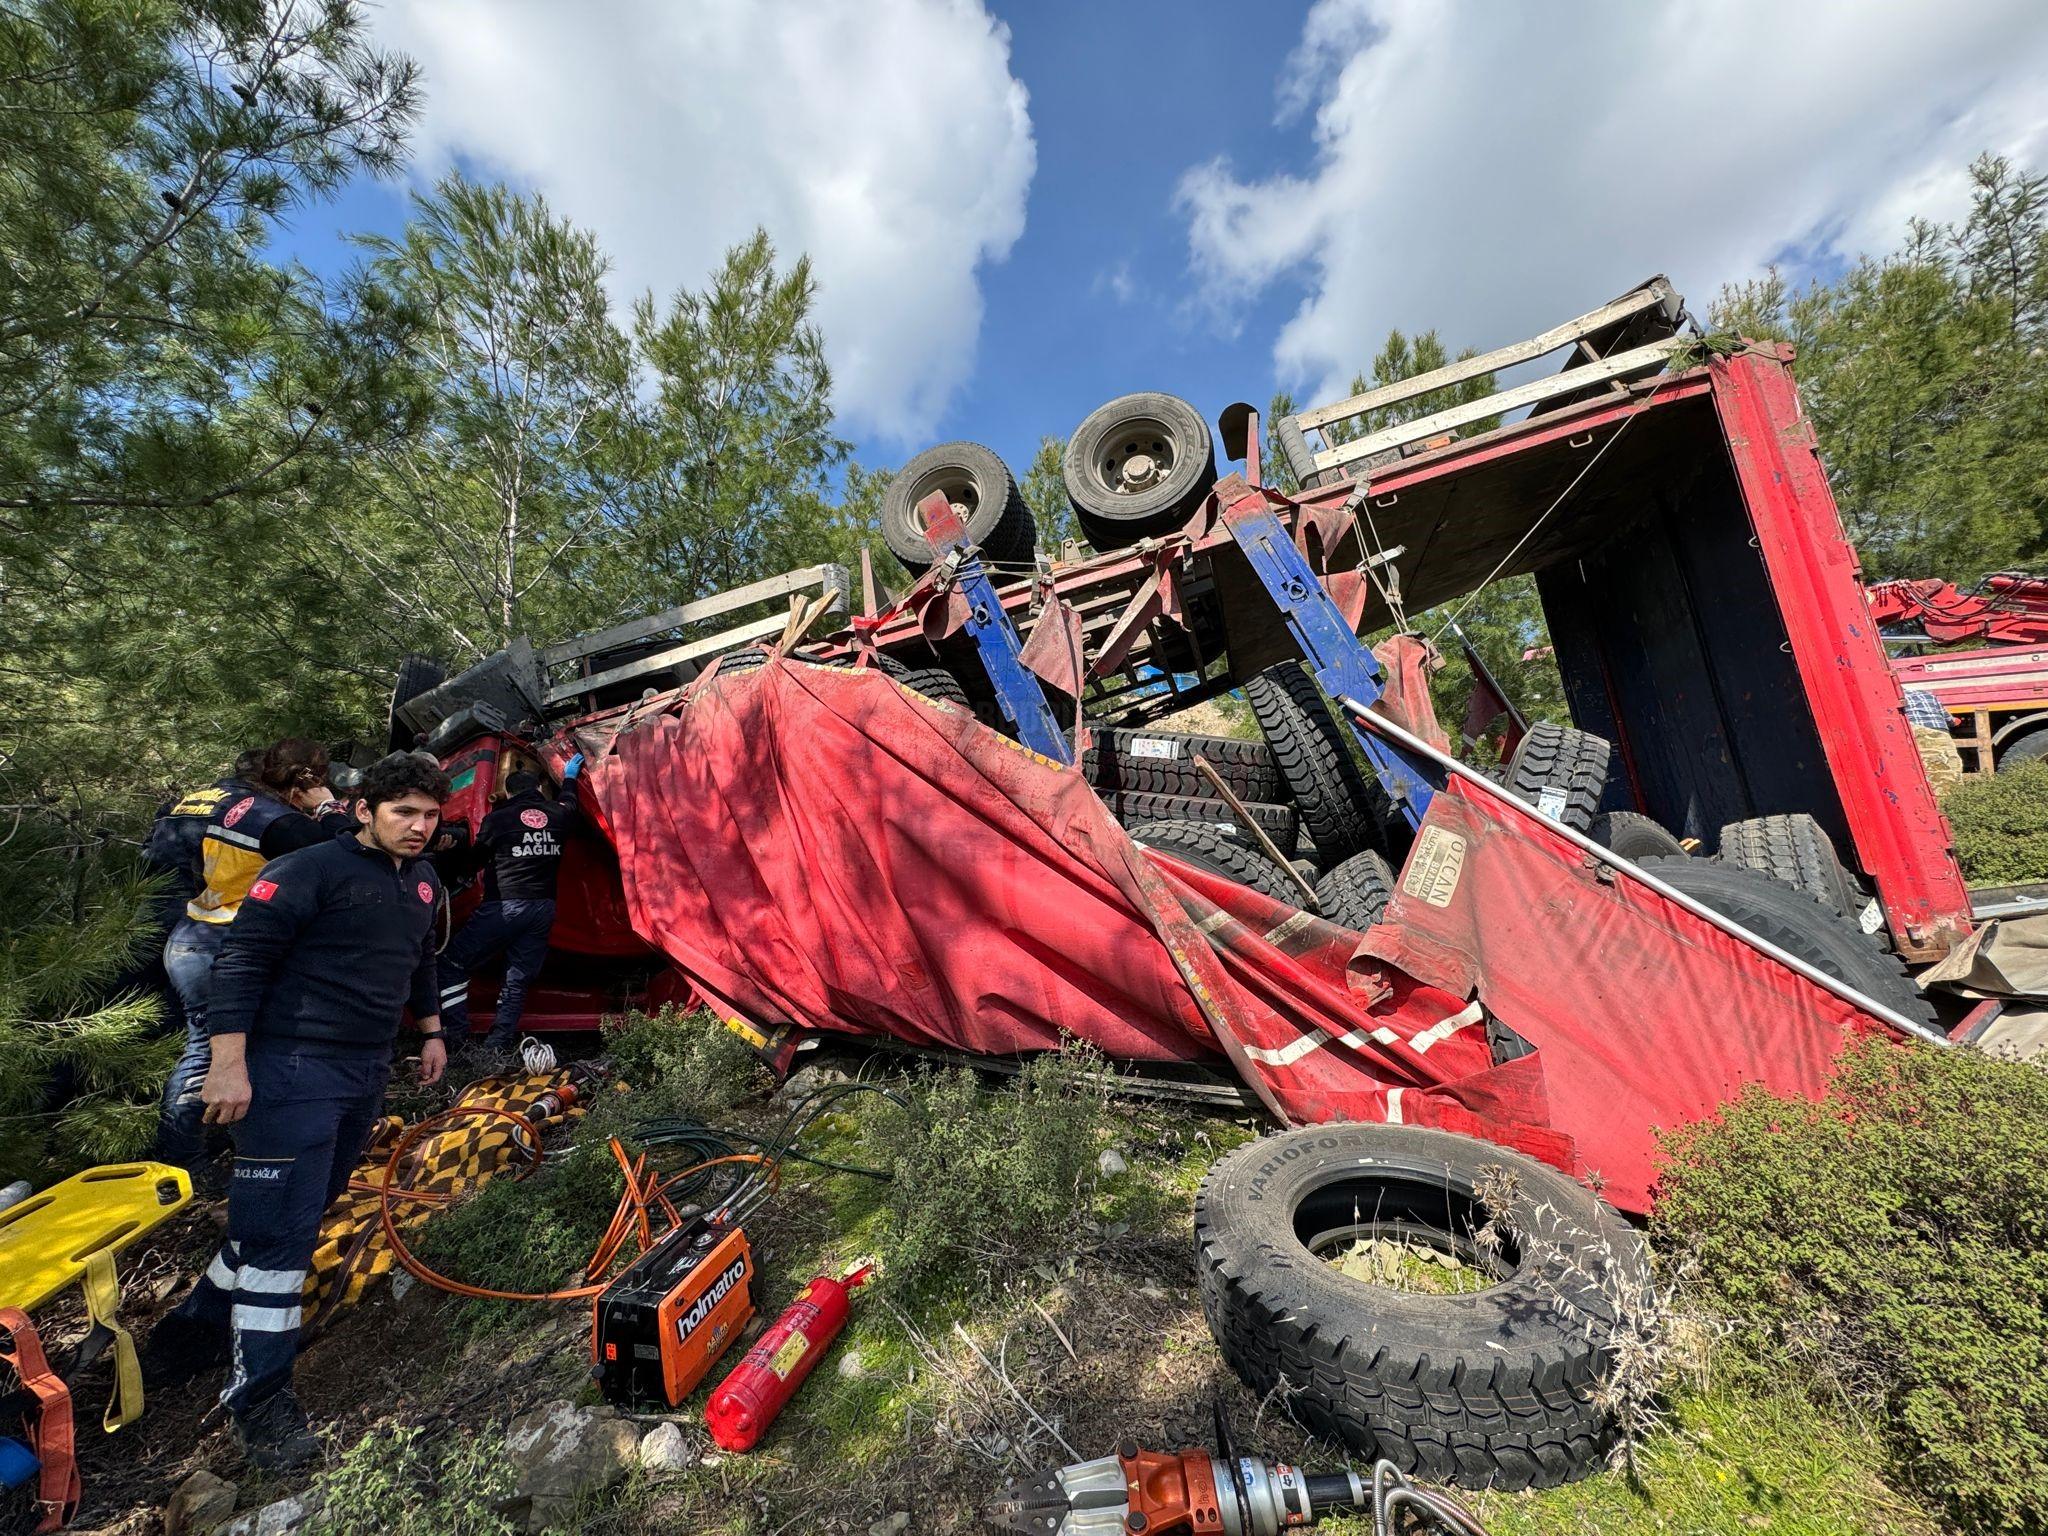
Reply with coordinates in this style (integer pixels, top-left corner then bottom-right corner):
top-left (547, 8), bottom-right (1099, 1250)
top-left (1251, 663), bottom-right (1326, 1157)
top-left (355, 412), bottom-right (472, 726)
top-left (1129, 819), bottom-right (1300, 905)
top-left (1588, 810), bottom-right (1688, 861)
top-left (881, 441), bottom-right (1037, 576)
top-left (1245, 662), bottom-right (1389, 867)
top-left (1082, 727), bottom-right (1286, 803)
top-left (1196, 1124), bottom-right (1649, 1490)
top-left (1506, 722), bottom-right (1613, 832)
top-left (1634, 856), bottom-right (1932, 1027)
top-left (1715, 813), bottom-right (1864, 923)
top-left (1063, 391), bottom-right (1218, 550)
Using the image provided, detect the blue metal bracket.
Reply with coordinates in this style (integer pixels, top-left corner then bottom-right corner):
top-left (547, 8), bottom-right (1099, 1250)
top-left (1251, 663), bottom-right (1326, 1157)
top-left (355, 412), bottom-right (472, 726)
top-left (1221, 496), bottom-right (1438, 827)
top-left (919, 494), bottom-right (1073, 765)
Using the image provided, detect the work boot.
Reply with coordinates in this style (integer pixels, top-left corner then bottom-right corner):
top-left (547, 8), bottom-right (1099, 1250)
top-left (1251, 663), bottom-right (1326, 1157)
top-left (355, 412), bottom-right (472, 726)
top-left (233, 1387), bottom-right (322, 1471)
top-left (137, 1311), bottom-right (230, 1389)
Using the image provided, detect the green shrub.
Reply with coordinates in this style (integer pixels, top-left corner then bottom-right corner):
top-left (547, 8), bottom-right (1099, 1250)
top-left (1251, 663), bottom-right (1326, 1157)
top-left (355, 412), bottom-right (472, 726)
top-left (863, 1047), bottom-right (1118, 1296)
top-left (600, 1004), bottom-right (767, 1118)
top-left (311, 1423), bottom-right (515, 1536)
top-left (1653, 1036), bottom-right (2048, 1533)
top-left (1943, 760), bottom-right (2048, 885)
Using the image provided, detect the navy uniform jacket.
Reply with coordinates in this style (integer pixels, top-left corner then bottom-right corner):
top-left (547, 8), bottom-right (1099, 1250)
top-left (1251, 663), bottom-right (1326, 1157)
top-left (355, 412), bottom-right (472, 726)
top-left (475, 782), bottom-right (582, 901)
top-left (207, 833), bottom-right (444, 1054)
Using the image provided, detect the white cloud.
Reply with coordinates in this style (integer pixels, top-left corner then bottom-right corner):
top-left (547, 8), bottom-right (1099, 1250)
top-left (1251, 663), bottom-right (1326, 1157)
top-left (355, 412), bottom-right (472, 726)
top-left (371, 0), bottom-right (1035, 443)
top-left (1180, 0), bottom-right (2048, 406)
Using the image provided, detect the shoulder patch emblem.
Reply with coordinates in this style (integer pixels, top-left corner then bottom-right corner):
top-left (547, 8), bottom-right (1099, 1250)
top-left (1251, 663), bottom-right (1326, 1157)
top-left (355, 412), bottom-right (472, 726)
top-left (248, 879), bottom-right (278, 902)
top-left (520, 808), bottom-right (549, 829)
top-left (417, 881), bottom-right (434, 904)
top-left (223, 795), bottom-right (255, 828)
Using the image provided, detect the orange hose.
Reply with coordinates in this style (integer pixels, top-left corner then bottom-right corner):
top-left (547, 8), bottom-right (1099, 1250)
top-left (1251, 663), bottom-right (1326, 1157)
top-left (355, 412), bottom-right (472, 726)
top-left (373, 1104), bottom-right (777, 1303)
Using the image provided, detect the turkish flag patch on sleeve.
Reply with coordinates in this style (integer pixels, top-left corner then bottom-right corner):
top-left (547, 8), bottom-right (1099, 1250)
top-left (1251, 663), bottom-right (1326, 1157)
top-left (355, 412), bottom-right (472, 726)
top-left (248, 879), bottom-right (278, 902)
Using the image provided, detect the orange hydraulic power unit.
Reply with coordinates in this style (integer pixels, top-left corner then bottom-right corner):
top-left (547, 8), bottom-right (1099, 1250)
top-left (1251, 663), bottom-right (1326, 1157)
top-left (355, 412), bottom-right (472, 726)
top-left (591, 1217), bottom-right (754, 1409)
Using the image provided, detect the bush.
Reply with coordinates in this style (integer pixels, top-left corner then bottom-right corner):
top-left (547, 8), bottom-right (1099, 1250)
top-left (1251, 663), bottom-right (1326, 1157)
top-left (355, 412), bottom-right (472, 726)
top-left (863, 1046), bottom-right (1118, 1296)
top-left (1654, 1035), bottom-right (2048, 1533)
top-left (1943, 759), bottom-right (2048, 885)
top-left (600, 1005), bottom-right (767, 1118)
top-left (311, 1423), bottom-right (515, 1536)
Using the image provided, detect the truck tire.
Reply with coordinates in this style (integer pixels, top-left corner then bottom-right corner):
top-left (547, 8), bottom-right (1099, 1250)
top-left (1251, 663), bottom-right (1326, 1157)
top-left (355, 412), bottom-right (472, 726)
top-left (873, 656), bottom-right (971, 710)
top-left (1063, 391), bottom-right (1218, 549)
top-left (1314, 849), bottom-right (1395, 931)
top-left (1715, 814), bottom-right (1862, 921)
top-left (1246, 663), bottom-right (1386, 867)
top-left (1634, 857), bottom-right (1932, 1027)
top-left (1196, 1124), bottom-right (1648, 1490)
top-left (1130, 820), bottom-right (1300, 905)
top-left (1100, 792), bottom-right (1297, 846)
top-left (1996, 724), bottom-right (2048, 770)
top-left (1083, 728), bottom-right (1287, 803)
top-left (881, 442), bottom-right (1037, 576)
top-left (387, 655), bottom-right (446, 752)
top-left (1588, 810), bottom-right (1688, 861)
top-left (1506, 723), bottom-right (1612, 833)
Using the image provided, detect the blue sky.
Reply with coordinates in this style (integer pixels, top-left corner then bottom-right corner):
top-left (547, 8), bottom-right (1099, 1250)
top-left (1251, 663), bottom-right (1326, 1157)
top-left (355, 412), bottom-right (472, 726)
top-left (273, 0), bottom-right (2048, 490)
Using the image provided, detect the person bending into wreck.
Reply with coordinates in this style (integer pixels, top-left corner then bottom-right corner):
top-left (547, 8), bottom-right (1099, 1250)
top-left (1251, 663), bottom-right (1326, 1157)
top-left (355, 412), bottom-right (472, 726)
top-left (140, 752), bottom-right (452, 1469)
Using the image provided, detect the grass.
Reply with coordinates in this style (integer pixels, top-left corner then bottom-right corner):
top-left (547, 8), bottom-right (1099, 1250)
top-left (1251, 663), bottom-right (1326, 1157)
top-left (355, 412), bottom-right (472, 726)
top-left (315, 1030), bottom-right (1962, 1536)
top-left (1452, 1385), bottom-right (1941, 1536)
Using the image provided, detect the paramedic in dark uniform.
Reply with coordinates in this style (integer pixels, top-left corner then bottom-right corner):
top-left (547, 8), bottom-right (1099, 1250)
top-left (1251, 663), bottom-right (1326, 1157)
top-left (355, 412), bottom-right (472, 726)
top-left (139, 752), bottom-right (451, 1470)
top-left (156, 739), bottom-right (353, 1172)
top-left (436, 754), bottom-right (584, 1051)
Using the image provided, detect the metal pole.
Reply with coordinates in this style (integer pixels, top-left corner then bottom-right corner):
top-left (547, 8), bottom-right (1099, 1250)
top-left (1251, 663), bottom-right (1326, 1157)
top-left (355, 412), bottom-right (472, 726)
top-left (1337, 696), bottom-right (1953, 1049)
top-left (1191, 754), bottom-right (1321, 912)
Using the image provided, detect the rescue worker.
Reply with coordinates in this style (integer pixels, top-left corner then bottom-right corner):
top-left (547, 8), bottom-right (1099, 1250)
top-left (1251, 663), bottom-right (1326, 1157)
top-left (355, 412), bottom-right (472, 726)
top-left (133, 749), bottom-right (261, 1039)
top-left (139, 752), bottom-right (452, 1469)
top-left (157, 739), bottom-right (354, 1173)
top-left (436, 755), bottom-right (585, 1052)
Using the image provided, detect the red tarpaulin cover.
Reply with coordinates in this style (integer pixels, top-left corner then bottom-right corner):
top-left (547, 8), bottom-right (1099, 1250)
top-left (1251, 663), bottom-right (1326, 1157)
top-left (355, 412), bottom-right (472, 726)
top-left (579, 657), bottom-right (1880, 1213)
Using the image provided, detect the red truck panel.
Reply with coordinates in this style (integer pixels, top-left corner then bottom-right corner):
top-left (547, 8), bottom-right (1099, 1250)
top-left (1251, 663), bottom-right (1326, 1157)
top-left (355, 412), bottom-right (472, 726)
top-left (1710, 351), bottom-right (1972, 959)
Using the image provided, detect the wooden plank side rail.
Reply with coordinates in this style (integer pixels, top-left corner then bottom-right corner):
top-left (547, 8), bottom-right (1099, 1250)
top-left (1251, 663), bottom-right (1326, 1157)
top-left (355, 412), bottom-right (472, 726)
top-left (541, 563), bottom-right (849, 706)
top-left (1282, 278), bottom-right (1686, 480)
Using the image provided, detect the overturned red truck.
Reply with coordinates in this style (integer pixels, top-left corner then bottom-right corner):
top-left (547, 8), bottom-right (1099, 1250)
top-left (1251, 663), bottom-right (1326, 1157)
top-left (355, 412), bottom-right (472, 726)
top-left (389, 278), bottom-right (1987, 1102)
top-left (381, 279), bottom-right (2015, 1488)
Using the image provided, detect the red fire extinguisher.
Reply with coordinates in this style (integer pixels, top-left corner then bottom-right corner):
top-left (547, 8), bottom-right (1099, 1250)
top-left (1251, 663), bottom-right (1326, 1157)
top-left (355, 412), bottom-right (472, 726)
top-left (704, 1259), bottom-right (873, 1451)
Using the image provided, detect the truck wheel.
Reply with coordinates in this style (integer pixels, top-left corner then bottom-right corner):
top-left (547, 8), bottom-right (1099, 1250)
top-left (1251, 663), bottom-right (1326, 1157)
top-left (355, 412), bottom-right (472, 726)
top-left (1715, 814), bottom-right (1862, 921)
top-left (1196, 1124), bottom-right (1648, 1490)
top-left (1246, 663), bottom-right (1387, 867)
top-left (1314, 849), bottom-right (1395, 931)
top-left (1101, 791), bottom-right (1297, 847)
top-left (1506, 723), bottom-right (1612, 832)
top-left (882, 442), bottom-right (1037, 576)
top-left (872, 656), bottom-right (971, 710)
top-left (1083, 728), bottom-right (1287, 803)
top-left (1633, 857), bottom-right (1932, 1027)
top-left (1129, 819), bottom-right (1300, 905)
top-left (1589, 810), bottom-right (1688, 860)
top-left (387, 654), bottom-right (446, 752)
top-left (1996, 724), bottom-right (2048, 770)
top-left (1063, 392), bottom-right (1218, 549)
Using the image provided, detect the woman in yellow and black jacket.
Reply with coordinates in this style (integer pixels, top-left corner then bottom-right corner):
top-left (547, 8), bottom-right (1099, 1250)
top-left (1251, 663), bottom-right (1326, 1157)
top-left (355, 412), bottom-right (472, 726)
top-left (156, 739), bottom-right (354, 1174)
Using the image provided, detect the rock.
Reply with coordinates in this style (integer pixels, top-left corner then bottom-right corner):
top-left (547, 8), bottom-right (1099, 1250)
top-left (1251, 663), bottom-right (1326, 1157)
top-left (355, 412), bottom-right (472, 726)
top-left (505, 1400), bottom-right (640, 1530)
top-left (835, 1346), bottom-right (867, 1380)
top-left (216, 1491), bottom-right (321, 1536)
top-left (1096, 1148), bottom-right (1128, 1178)
top-left (868, 1515), bottom-right (911, 1536)
top-left (637, 1420), bottom-right (693, 1474)
top-left (164, 1471), bottom-right (238, 1536)
top-left (773, 1061), bottom-right (849, 1104)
